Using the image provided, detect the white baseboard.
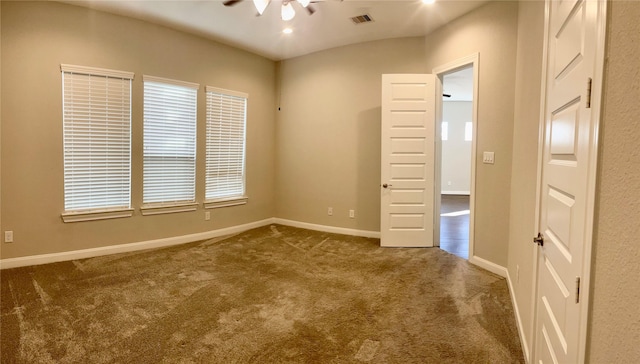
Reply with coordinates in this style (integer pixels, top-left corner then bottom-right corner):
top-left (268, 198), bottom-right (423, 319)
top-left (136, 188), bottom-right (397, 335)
top-left (0, 218), bottom-right (275, 270)
top-left (441, 191), bottom-right (470, 195)
top-left (469, 256), bottom-right (530, 362)
top-left (0, 218), bottom-right (380, 270)
top-left (469, 255), bottom-right (507, 278)
top-left (507, 271), bottom-right (531, 363)
top-left (273, 218), bottom-right (381, 239)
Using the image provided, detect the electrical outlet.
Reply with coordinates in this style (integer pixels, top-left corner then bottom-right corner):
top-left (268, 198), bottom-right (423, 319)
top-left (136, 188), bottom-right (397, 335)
top-left (205, 211), bottom-right (211, 221)
top-left (4, 231), bottom-right (14, 243)
top-left (349, 210), bottom-right (355, 218)
top-left (328, 207), bottom-right (333, 216)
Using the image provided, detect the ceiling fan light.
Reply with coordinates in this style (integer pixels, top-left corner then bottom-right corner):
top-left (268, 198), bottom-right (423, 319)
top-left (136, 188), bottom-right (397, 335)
top-left (253, 0), bottom-right (269, 15)
top-left (297, 0), bottom-right (310, 7)
top-left (281, 2), bottom-right (295, 21)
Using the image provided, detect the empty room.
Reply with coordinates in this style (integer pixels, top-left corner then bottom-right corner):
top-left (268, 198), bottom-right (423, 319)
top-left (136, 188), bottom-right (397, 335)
top-left (1, 0), bottom-right (638, 363)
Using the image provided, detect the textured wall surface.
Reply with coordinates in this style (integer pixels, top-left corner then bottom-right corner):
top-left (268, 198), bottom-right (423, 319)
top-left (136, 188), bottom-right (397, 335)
top-left (424, 1), bottom-right (519, 266)
top-left (1, 2), bottom-right (276, 259)
top-left (588, 2), bottom-right (640, 362)
top-left (507, 0), bottom-right (545, 359)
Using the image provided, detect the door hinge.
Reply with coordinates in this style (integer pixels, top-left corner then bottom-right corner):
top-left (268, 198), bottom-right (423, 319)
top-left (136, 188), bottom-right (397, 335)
top-left (586, 78), bottom-right (592, 109)
top-left (575, 276), bottom-right (581, 304)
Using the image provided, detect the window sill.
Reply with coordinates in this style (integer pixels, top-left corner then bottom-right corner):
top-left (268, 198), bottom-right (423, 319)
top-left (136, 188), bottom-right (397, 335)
top-left (140, 202), bottom-right (198, 216)
top-left (62, 208), bottom-right (134, 223)
top-left (204, 196), bottom-right (248, 209)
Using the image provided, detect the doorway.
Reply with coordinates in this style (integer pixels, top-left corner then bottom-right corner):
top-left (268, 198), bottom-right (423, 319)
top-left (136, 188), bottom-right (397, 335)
top-left (433, 55), bottom-right (478, 260)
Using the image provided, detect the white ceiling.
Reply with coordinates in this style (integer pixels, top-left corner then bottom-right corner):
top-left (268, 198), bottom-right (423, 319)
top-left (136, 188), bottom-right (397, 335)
top-left (60, 0), bottom-right (489, 61)
top-left (443, 66), bottom-right (473, 101)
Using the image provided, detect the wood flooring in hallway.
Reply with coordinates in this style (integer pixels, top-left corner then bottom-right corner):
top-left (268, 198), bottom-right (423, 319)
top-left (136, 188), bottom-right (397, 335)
top-left (440, 194), bottom-right (470, 259)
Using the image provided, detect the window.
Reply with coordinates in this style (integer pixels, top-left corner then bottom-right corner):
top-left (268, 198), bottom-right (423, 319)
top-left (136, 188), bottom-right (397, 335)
top-left (142, 76), bottom-right (198, 214)
top-left (205, 86), bottom-right (248, 208)
top-left (465, 121), bottom-right (473, 141)
top-left (61, 64), bottom-right (133, 222)
top-left (441, 121), bottom-right (449, 141)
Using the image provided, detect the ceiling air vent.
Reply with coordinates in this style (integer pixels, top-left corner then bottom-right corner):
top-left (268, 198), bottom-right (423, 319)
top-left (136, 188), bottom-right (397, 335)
top-left (351, 14), bottom-right (374, 25)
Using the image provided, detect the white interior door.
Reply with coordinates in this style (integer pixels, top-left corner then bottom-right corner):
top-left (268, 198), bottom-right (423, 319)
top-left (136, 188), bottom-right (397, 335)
top-left (381, 74), bottom-right (437, 247)
top-left (534, 0), bottom-right (604, 362)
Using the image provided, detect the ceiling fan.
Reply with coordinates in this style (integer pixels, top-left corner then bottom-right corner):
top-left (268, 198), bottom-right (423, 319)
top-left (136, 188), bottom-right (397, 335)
top-left (223, 0), bottom-right (316, 21)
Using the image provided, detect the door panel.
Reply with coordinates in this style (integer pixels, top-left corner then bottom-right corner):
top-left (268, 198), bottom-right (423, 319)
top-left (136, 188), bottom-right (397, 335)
top-left (534, 0), bottom-right (602, 362)
top-left (546, 187), bottom-right (574, 256)
top-left (553, 2), bottom-right (585, 81)
top-left (549, 101), bottom-right (580, 155)
top-left (381, 74), bottom-right (437, 247)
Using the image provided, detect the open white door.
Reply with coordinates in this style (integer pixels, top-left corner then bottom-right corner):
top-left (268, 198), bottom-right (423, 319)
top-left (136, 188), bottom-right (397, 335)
top-left (533, 0), bottom-right (606, 362)
top-left (381, 74), bottom-right (438, 247)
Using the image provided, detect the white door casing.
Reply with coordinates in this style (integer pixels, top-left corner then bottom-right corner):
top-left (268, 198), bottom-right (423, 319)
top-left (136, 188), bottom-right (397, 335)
top-left (533, 0), bottom-right (606, 363)
top-left (433, 53), bottom-right (479, 257)
top-left (381, 74), bottom-right (437, 247)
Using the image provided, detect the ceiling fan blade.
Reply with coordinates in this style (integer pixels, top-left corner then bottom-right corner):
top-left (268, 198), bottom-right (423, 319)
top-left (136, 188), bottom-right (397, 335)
top-left (253, 0), bottom-right (270, 15)
top-left (305, 4), bottom-right (316, 15)
top-left (223, 0), bottom-right (243, 6)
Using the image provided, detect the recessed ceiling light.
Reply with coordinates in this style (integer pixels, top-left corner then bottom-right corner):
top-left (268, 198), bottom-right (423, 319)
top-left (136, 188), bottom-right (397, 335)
top-left (422, 0), bottom-right (436, 4)
top-left (283, 28), bottom-right (293, 34)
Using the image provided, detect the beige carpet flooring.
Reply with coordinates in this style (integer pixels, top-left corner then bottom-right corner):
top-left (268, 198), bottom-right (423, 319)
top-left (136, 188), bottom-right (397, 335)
top-left (0, 224), bottom-right (524, 363)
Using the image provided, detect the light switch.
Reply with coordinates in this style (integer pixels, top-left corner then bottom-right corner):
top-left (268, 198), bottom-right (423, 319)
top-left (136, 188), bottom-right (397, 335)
top-left (483, 151), bottom-right (495, 164)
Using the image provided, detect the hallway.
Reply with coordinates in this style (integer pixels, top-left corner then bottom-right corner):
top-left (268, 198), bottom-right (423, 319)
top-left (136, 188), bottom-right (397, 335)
top-left (440, 194), bottom-right (470, 259)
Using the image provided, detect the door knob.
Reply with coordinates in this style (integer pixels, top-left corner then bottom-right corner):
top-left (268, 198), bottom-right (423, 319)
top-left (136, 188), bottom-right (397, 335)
top-left (533, 232), bottom-right (544, 246)
top-left (382, 183), bottom-right (392, 188)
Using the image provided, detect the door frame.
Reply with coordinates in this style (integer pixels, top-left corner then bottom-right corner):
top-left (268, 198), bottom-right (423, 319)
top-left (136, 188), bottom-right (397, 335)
top-left (432, 53), bottom-right (479, 258)
top-left (530, 1), bottom-right (608, 362)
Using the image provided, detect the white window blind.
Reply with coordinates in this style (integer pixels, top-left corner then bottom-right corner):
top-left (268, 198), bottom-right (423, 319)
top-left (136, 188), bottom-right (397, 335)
top-left (205, 86), bottom-right (247, 201)
top-left (143, 76), bottom-right (198, 205)
top-left (61, 64), bottom-right (133, 212)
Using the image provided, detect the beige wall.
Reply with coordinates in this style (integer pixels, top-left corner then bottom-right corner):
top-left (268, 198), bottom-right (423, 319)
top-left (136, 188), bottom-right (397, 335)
top-left (0, 2), bottom-right (2, 245)
top-left (588, 1), bottom-right (640, 362)
top-left (275, 1), bottom-right (519, 265)
top-left (508, 1), bottom-right (640, 362)
top-left (0, 2), bottom-right (276, 259)
top-left (1, 1), bottom-right (520, 269)
top-left (424, 1), bottom-right (519, 266)
top-left (507, 0), bottom-right (545, 357)
top-left (4, 1), bottom-right (640, 360)
top-left (275, 37), bottom-right (426, 231)
top-left (2, 1), bottom-right (519, 270)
